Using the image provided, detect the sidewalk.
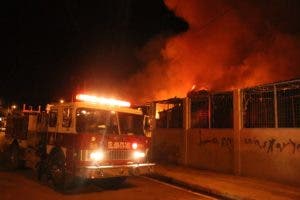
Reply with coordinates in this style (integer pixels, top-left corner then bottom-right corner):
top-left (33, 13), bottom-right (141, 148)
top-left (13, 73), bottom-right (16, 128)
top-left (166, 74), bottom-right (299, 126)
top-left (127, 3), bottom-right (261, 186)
top-left (150, 164), bottom-right (300, 200)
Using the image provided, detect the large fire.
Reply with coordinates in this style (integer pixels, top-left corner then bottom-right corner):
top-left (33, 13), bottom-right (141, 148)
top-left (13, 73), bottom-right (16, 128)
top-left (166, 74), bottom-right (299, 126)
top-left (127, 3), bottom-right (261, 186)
top-left (123, 0), bottom-right (300, 104)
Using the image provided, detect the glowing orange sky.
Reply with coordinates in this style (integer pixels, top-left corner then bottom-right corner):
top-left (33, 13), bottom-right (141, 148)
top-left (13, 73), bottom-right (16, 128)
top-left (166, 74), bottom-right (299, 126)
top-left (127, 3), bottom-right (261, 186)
top-left (123, 0), bottom-right (300, 104)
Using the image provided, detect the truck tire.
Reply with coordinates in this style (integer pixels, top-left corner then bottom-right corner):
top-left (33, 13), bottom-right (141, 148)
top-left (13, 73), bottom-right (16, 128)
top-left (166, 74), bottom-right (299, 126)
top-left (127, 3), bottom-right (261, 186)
top-left (36, 159), bottom-right (47, 183)
top-left (47, 149), bottom-right (66, 190)
top-left (6, 143), bottom-right (22, 170)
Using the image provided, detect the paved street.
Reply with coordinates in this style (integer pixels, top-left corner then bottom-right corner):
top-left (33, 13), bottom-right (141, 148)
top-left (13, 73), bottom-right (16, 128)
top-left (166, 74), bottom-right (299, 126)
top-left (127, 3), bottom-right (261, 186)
top-left (0, 169), bottom-right (215, 200)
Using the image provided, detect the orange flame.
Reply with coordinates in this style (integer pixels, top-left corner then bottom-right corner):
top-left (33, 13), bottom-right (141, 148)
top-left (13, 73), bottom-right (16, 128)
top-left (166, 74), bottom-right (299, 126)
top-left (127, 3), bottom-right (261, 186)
top-left (191, 84), bottom-right (196, 91)
top-left (123, 0), bottom-right (300, 104)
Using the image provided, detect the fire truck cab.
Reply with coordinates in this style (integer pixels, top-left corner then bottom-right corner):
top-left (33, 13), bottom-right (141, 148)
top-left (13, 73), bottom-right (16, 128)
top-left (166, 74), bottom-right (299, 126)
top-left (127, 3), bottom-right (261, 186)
top-left (4, 94), bottom-right (154, 189)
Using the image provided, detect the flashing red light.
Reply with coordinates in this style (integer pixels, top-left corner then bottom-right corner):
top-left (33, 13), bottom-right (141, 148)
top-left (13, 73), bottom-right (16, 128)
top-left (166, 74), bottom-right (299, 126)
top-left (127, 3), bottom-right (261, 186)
top-left (76, 94), bottom-right (131, 107)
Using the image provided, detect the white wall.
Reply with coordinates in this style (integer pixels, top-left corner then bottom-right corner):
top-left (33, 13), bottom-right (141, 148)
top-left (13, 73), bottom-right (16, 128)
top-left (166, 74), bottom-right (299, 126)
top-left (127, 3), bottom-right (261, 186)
top-left (151, 89), bottom-right (300, 186)
top-left (152, 128), bottom-right (185, 164)
top-left (188, 129), bottom-right (234, 173)
top-left (240, 128), bottom-right (300, 186)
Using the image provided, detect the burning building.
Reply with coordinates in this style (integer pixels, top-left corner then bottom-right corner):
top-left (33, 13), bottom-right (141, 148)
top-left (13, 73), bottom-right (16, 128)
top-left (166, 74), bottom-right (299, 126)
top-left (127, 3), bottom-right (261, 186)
top-left (149, 78), bottom-right (300, 187)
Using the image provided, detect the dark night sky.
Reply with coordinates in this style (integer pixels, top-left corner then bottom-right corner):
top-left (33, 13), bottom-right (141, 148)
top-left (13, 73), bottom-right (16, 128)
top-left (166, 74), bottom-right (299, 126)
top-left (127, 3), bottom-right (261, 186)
top-left (1, 0), bottom-right (187, 107)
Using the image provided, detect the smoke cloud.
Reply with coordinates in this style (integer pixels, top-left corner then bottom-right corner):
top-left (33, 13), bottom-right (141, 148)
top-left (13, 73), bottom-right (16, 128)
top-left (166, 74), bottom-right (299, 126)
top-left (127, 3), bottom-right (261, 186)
top-left (124, 0), bottom-right (300, 104)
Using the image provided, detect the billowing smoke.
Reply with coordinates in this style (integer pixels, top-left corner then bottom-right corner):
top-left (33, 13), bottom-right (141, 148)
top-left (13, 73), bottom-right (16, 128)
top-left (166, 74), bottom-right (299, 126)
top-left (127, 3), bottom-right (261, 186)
top-left (124, 0), bottom-right (300, 104)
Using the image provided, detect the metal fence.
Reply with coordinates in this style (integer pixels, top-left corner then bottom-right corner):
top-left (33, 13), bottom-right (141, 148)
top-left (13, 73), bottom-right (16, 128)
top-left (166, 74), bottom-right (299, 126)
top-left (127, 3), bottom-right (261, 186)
top-left (242, 85), bottom-right (275, 128)
top-left (154, 79), bottom-right (300, 129)
top-left (211, 92), bottom-right (233, 128)
top-left (190, 93), bottom-right (209, 128)
top-left (276, 80), bottom-right (300, 127)
top-left (242, 79), bottom-right (300, 128)
top-left (156, 98), bottom-right (183, 128)
top-left (189, 91), bottom-right (233, 128)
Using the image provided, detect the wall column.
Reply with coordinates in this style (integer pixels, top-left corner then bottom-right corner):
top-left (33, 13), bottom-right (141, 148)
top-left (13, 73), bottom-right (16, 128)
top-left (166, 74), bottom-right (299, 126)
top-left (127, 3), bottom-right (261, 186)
top-left (183, 97), bottom-right (190, 165)
top-left (233, 89), bottom-right (242, 175)
top-left (149, 102), bottom-right (156, 162)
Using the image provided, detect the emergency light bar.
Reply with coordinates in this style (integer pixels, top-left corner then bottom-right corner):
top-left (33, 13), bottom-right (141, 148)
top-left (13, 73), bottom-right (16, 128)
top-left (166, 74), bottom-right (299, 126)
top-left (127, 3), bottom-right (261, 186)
top-left (76, 94), bottom-right (131, 107)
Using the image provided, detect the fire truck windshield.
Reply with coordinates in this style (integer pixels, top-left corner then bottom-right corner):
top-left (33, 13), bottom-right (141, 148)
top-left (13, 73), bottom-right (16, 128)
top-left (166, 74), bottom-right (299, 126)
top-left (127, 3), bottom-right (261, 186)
top-left (118, 112), bottom-right (144, 135)
top-left (76, 108), bottom-right (118, 134)
top-left (75, 108), bottom-right (144, 135)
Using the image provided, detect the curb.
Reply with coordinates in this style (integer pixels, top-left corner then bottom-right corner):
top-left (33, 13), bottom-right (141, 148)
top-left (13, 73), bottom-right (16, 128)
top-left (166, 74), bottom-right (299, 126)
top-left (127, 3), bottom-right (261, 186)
top-left (148, 172), bottom-right (246, 200)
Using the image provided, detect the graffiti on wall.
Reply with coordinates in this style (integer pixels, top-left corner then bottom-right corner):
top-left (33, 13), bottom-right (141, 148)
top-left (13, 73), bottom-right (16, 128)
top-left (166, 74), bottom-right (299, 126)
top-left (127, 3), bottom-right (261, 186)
top-left (244, 137), bottom-right (300, 154)
top-left (198, 135), bottom-right (233, 150)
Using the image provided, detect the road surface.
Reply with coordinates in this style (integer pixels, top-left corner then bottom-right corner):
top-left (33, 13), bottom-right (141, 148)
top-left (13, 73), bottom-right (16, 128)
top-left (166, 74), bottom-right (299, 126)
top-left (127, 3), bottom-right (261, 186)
top-left (0, 169), bottom-right (216, 200)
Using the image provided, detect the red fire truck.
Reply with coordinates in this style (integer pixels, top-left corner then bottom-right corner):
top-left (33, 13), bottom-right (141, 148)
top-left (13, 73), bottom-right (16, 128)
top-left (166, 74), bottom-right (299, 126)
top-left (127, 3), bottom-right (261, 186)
top-left (3, 94), bottom-right (154, 189)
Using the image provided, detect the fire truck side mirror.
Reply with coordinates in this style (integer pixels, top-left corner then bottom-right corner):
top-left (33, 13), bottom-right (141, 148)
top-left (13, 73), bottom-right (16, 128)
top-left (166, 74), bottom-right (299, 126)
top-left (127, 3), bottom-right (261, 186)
top-left (143, 115), bottom-right (151, 137)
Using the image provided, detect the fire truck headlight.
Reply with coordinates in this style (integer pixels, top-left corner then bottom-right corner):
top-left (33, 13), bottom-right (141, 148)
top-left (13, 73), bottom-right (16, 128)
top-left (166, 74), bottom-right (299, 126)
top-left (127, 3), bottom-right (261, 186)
top-left (90, 151), bottom-right (104, 161)
top-left (132, 143), bottom-right (138, 149)
top-left (133, 151), bottom-right (145, 159)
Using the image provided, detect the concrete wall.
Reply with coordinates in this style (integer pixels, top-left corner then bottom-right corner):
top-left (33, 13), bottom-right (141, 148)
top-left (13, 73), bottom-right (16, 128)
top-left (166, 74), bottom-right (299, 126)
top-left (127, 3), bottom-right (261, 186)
top-left (152, 128), bottom-right (234, 173)
top-left (152, 125), bottom-right (300, 186)
top-left (151, 88), bottom-right (300, 186)
top-left (188, 129), bottom-right (234, 173)
top-left (152, 128), bottom-right (185, 164)
top-left (240, 128), bottom-right (300, 186)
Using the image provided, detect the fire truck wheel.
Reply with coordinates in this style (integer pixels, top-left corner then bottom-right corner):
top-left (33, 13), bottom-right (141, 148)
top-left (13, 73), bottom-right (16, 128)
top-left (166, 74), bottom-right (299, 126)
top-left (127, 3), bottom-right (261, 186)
top-left (47, 149), bottom-right (66, 190)
top-left (94, 177), bottom-right (127, 189)
top-left (7, 143), bottom-right (22, 170)
top-left (37, 160), bottom-right (47, 183)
